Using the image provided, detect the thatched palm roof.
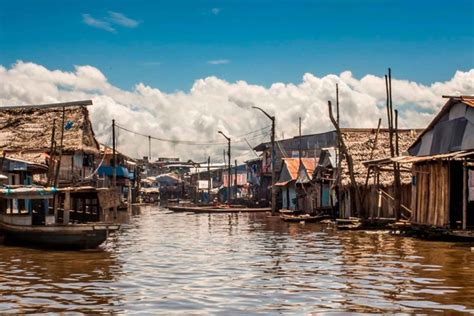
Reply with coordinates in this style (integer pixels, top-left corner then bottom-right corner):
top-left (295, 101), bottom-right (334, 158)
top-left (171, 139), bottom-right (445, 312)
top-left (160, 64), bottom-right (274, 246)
top-left (339, 128), bottom-right (421, 186)
top-left (0, 105), bottom-right (100, 158)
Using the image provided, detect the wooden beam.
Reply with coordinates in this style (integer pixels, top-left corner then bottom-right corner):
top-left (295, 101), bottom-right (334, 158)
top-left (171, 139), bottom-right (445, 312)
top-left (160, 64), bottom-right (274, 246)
top-left (0, 100), bottom-right (93, 111)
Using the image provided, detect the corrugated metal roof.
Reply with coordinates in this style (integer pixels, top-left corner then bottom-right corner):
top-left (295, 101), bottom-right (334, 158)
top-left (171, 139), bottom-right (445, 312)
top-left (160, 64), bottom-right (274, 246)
top-left (282, 158), bottom-right (300, 180)
top-left (281, 158), bottom-right (317, 180)
top-left (409, 96), bottom-right (474, 156)
top-left (463, 98), bottom-right (474, 108)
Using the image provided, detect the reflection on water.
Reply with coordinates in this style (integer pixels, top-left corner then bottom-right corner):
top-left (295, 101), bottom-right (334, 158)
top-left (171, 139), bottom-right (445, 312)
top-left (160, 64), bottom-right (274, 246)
top-left (1, 206), bottom-right (473, 314)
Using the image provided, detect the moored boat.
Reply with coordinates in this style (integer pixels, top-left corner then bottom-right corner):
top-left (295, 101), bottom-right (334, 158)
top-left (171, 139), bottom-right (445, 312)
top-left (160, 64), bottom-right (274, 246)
top-left (280, 213), bottom-right (330, 223)
top-left (0, 185), bottom-right (119, 249)
top-left (0, 216), bottom-right (119, 249)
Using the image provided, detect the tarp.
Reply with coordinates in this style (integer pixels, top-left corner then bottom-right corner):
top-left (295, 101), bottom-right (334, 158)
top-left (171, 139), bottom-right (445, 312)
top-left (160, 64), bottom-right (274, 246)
top-left (98, 166), bottom-right (130, 178)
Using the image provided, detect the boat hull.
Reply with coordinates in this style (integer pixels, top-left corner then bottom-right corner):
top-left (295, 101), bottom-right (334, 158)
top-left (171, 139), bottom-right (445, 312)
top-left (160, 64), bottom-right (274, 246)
top-left (0, 222), bottom-right (119, 249)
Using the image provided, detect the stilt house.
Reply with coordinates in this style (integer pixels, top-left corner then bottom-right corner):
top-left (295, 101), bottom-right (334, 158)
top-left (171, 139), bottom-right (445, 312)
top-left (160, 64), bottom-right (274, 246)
top-left (404, 96), bottom-right (474, 235)
top-left (0, 101), bottom-right (100, 187)
top-left (336, 128), bottom-right (420, 219)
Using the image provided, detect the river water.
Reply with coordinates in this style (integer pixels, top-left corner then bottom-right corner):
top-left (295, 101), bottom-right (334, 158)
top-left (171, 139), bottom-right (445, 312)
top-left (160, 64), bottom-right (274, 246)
top-left (0, 205), bottom-right (473, 314)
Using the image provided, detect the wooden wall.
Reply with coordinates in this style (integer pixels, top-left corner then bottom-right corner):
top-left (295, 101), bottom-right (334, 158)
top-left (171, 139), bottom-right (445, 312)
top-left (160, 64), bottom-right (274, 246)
top-left (411, 161), bottom-right (450, 227)
top-left (340, 183), bottom-right (412, 219)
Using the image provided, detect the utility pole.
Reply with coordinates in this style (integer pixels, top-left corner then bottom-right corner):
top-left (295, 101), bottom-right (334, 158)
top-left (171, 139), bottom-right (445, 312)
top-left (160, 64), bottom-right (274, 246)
top-left (196, 164), bottom-right (200, 204)
top-left (336, 84), bottom-right (342, 218)
top-left (218, 131), bottom-right (231, 205)
top-left (298, 117), bottom-right (302, 160)
top-left (148, 135), bottom-right (151, 162)
top-left (252, 106), bottom-right (277, 215)
top-left (234, 159), bottom-right (238, 193)
top-left (112, 119), bottom-right (117, 219)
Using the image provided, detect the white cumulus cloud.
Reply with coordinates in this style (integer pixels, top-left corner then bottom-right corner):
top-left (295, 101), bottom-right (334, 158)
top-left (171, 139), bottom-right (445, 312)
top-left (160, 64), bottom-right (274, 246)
top-left (0, 61), bottom-right (472, 163)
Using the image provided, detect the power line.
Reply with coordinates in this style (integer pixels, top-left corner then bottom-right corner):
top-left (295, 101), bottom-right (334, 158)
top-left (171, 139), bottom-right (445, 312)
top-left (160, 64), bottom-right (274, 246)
top-left (114, 123), bottom-right (271, 147)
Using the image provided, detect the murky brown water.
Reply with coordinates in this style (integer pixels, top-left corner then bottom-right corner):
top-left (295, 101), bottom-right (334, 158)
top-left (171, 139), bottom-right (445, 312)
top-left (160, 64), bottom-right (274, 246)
top-left (1, 206), bottom-right (473, 314)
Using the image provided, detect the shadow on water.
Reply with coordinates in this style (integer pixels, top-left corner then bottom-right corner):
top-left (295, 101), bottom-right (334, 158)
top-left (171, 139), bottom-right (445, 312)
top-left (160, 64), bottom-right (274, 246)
top-left (1, 205), bottom-right (473, 314)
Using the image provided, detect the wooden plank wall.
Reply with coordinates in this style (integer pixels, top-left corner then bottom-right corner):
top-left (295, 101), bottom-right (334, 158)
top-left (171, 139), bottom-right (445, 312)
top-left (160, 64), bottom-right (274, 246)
top-left (340, 184), bottom-right (411, 218)
top-left (412, 162), bottom-right (449, 227)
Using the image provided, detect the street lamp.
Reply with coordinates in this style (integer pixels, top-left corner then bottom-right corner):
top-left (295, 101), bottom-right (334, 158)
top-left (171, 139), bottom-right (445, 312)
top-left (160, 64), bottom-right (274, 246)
top-left (218, 131), bottom-right (232, 204)
top-left (252, 106), bottom-right (276, 215)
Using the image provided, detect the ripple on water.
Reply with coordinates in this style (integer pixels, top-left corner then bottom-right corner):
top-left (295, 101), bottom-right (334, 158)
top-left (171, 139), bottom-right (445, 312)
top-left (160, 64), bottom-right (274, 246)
top-left (1, 206), bottom-right (474, 314)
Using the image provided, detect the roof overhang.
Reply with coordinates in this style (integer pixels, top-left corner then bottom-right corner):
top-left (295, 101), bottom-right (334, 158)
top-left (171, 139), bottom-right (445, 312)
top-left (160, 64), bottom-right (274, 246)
top-left (0, 100), bottom-right (93, 111)
top-left (363, 150), bottom-right (474, 166)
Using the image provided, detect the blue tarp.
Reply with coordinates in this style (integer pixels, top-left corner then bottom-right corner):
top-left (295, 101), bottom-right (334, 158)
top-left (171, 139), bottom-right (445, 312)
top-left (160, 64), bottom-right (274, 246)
top-left (98, 166), bottom-right (130, 178)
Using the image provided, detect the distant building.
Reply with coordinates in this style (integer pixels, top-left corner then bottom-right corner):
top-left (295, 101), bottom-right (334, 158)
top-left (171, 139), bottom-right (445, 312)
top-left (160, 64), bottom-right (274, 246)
top-left (254, 132), bottom-right (337, 206)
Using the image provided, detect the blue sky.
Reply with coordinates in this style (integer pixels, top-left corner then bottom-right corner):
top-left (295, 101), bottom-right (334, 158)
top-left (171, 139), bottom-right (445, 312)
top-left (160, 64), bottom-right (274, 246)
top-left (1, 0), bottom-right (473, 92)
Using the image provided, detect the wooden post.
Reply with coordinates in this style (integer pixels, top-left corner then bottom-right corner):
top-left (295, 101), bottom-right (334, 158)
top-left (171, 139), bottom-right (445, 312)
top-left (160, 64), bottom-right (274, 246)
top-left (234, 159), bottom-right (238, 191)
top-left (328, 101), bottom-right (362, 217)
top-left (395, 110), bottom-right (400, 156)
top-left (335, 84), bottom-right (342, 219)
top-left (391, 73), bottom-right (401, 220)
top-left (228, 139), bottom-right (231, 204)
top-left (377, 189), bottom-right (382, 219)
top-left (385, 69), bottom-right (401, 220)
top-left (54, 107), bottom-right (66, 188)
top-left (207, 156), bottom-right (211, 202)
top-left (463, 159), bottom-right (467, 230)
top-left (53, 107), bottom-right (66, 221)
top-left (47, 119), bottom-right (56, 186)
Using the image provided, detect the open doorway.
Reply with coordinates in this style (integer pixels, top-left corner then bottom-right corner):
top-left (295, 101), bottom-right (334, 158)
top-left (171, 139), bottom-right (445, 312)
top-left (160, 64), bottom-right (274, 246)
top-left (450, 161), bottom-right (463, 229)
top-left (450, 161), bottom-right (474, 229)
top-left (467, 166), bottom-right (474, 229)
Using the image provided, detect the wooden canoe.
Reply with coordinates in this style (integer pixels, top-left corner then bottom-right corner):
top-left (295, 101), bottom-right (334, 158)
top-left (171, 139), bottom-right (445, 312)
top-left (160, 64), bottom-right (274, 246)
top-left (280, 214), bottom-right (330, 223)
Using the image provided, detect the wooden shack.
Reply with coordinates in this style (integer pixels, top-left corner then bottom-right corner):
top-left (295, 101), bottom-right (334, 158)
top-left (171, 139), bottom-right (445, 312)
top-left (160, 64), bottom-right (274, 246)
top-left (275, 158), bottom-right (316, 211)
top-left (0, 101), bottom-right (100, 186)
top-left (337, 128), bottom-right (420, 219)
top-left (404, 96), bottom-right (474, 234)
